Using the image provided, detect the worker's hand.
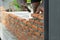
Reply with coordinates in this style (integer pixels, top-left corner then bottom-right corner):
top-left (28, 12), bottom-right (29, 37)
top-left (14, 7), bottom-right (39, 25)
top-left (36, 6), bottom-right (44, 14)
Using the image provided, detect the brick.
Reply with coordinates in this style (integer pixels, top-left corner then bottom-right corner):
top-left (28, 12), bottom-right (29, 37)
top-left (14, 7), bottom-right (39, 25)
top-left (41, 34), bottom-right (44, 39)
top-left (38, 15), bottom-right (44, 20)
top-left (27, 32), bottom-right (32, 36)
top-left (32, 35), bottom-right (37, 40)
top-left (31, 14), bottom-right (39, 18)
top-left (29, 28), bottom-right (33, 32)
top-left (24, 26), bottom-right (28, 30)
top-left (29, 19), bottom-right (44, 26)
top-left (37, 28), bottom-right (44, 32)
top-left (34, 20), bottom-right (44, 26)
top-left (26, 21), bottom-right (32, 26)
top-left (31, 14), bottom-right (44, 20)
top-left (33, 32), bottom-right (40, 36)
top-left (32, 25), bottom-right (37, 30)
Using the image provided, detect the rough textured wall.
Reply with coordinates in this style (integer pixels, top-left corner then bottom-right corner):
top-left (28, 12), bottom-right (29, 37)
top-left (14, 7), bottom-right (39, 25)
top-left (2, 11), bottom-right (44, 40)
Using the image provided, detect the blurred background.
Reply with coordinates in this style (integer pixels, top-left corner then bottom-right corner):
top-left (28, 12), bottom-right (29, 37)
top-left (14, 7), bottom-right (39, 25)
top-left (0, 0), bottom-right (43, 12)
